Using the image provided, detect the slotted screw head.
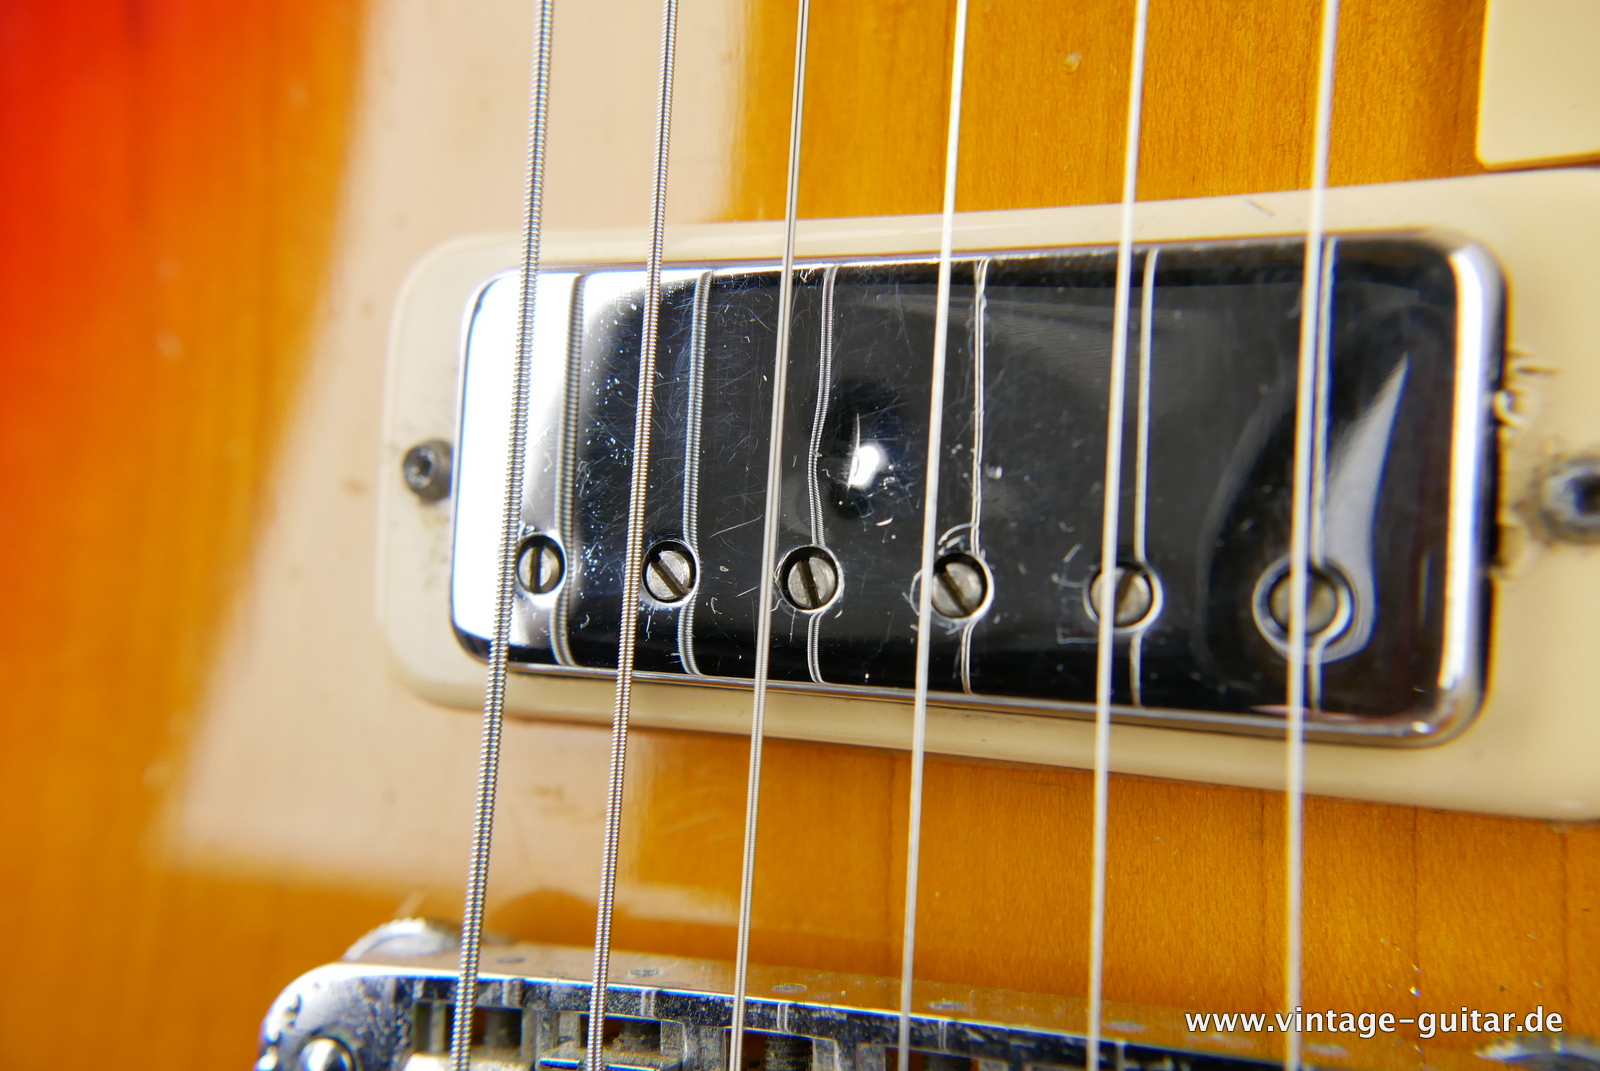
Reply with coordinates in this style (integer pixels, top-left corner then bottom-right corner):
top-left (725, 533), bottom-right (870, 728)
top-left (1266, 566), bottom-right (1344, 638)
top-left (516, 535), bottom-right (564, 595)
top-left (1086, 563), bottom-right (1157, 629)
top-left (780, 547), bottom-right (840, 611)
top-left (930, 553), bottom-right (988, 619)
top-left (401, 439), bottom-right (452, 502)
top-left (643, 542), bottom-right (696, 604)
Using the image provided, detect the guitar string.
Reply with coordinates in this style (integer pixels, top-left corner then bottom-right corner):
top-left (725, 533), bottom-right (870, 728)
top-left (1285, 2), bottom-right (1343, 1069)
top-left (1309, 245), bottom-right (1336, 717)
top-left (443, 2), bottom-right (1351, 1067)
top-left (1127, 249), bottom-right (1158, 709)
top-left (728, 1), bottom-right (813, 1068)
top-left (552, 278), bottom-right (587, 670)
top-left (587, 0), bottom-right (679, 1065)
top-left (806, 265), bottom-right (838, 543)
top-left (957, 256), bottom-right (989, 696)
top-left (805, 264), bottom-right (840, 684)
top-left (1087, 0), bottom-right (1152, 1062)
top-left (679, 270), bottom-right (715, 677)
top-left (899, 1), bottom-right (971, 1067)
top-left (466, 9), bottom-right (1341, 1071)
top-left (450, 0), bottom-right (555, 1066)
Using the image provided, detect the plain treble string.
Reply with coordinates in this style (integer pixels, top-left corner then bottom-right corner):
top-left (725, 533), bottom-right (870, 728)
top-left (1285, 2), bottom-right (1344, 1070)
top-left (727, 2), bottom-right (813, 1070)
top-left (805, 264), bottom-right (839, 685)
top-left (1088, 0), bottom-right (1152, 1064)
top-left (958, 256), bottom-right (989, 696)
top-left (679, 270), bottom-right (714, 678)
top-left (1127, 248), bottom-right (1159, 710)
top-left (450, 0), bottom-right (556, 1068)
top-left (900, 1), bottom-right (972, 1069)
top-left (586, 0), bottom-right (680, 1066)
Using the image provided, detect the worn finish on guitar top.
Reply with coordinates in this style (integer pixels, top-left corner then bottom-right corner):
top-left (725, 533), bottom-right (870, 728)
top-left (484, 729), bottom-right (1600, 1070)
top-left (3, 0), bottom-right (1595, 1069)
top-left (731, 0), bottom-right (1488, 219)
top-left (707, 0), bottom-right (1593, 1065)
top-left (0, 2), bottom-right (386, 1068)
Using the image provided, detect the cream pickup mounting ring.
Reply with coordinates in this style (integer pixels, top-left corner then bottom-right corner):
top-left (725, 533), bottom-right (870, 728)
top-left (377, 169), bottom-right (1600, 819)
top-left (447, 238), bottom-right (1497, 744)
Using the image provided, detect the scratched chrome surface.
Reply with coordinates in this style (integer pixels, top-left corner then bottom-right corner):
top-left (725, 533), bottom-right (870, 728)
top-left (448, 236), bottom-right (1500, 744)
top-left (259, 924), bottom-right (1284, 1071)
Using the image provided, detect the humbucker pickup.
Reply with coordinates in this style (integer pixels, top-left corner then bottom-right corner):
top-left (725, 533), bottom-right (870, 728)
top-left (449, 236), bottom-right (1499, 744)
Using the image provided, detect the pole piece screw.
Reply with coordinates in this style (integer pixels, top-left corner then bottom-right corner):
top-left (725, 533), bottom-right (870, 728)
top-left (1264, 566), bottom-right (1345, 639)
top-left (1085, 563), bottom-right (1158, 629)
top-left (779, 546), bottom-right (841, 611)
top-left (516, 534), bottom-right (565, 595)
top-left (401, 439), bottom-right (452, 502)
top-left (929, 552), bottom-right (989, 619)
top-left (643, 541), bottom-right (697, 604)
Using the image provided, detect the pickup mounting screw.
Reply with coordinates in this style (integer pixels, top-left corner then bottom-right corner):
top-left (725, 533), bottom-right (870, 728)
top-left (929, 552), bottom-right (989, 619)
top-left (643, 541), bottom-right (696, 604)
top-left (780, 546), bottom-right (840, 611)
top-left (1085, 563), bottom-right (1158, 629)
top-left (1539, 456), bottom-right (1600, 542)
top-left (401, 439), bottom-right (452, 502)
top-left (516, 534), bottom-right (565, 595)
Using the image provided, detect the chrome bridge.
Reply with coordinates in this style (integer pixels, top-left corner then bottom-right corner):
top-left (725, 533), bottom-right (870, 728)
top-left (447, 235), bottom-right (1499, 744)
top-left (259, 924), bottom-right (1284, 1071)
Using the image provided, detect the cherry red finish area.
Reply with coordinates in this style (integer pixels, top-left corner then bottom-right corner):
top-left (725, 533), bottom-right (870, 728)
top-left (0, 3), bottom-right (387, 1068)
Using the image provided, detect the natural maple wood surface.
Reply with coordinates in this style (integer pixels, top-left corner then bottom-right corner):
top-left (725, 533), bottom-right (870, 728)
top-left (633, 2), bottom-right (1591, 1064)
top-left (729, 0), bottom-right (1487, 219)
top-left (485, 729), bottom-right (1599, 1069)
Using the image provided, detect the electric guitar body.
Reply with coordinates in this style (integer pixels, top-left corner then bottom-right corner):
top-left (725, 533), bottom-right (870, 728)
top-left (3, 1), bottom-right (1598, 1069)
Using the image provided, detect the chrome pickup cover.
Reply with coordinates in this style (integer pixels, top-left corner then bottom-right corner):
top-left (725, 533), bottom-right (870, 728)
top-left (450, 237), bottom-right (1499, 743)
